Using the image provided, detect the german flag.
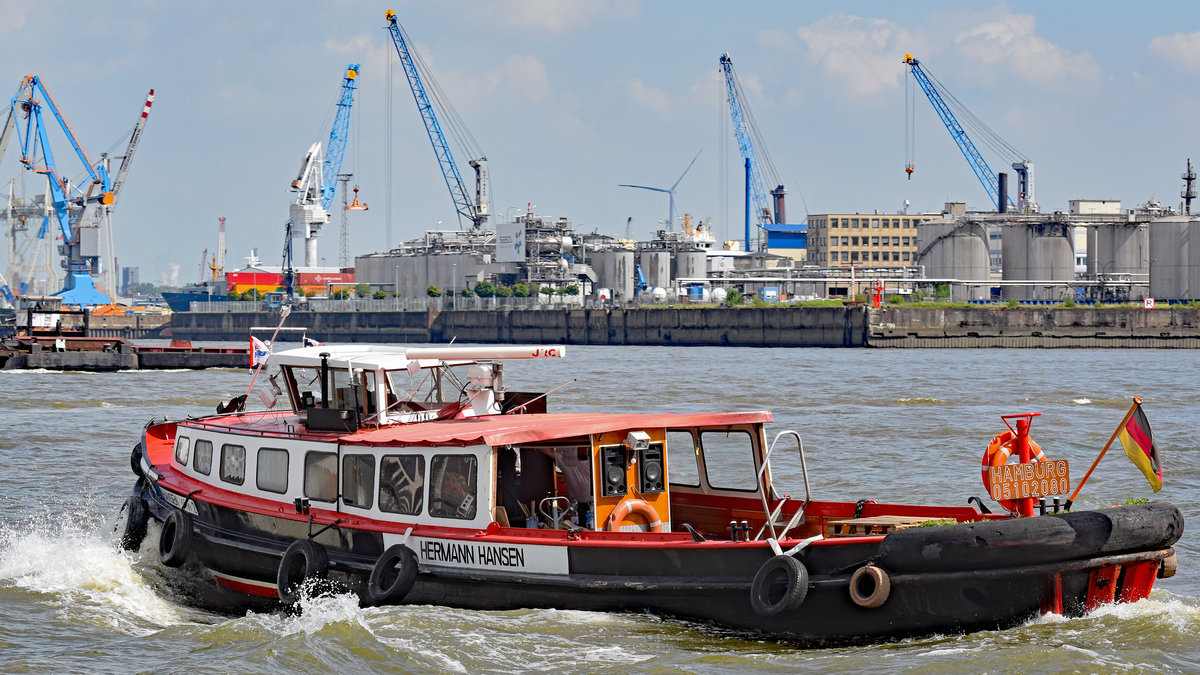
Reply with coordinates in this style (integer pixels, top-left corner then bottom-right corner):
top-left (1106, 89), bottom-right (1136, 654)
top-left (1118, 404), bottom-right (1161, 492)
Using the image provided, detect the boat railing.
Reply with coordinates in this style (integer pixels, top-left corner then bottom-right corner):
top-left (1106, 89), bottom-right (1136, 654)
top-left (756, 430), bottom-right (811, 541)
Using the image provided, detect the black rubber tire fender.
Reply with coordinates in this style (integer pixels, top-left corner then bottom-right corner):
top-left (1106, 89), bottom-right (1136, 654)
top-left (366, 544), bottom-right (419, 606)
top-left (130, 443), bottom-right (145, 479)
top-left (158, 510), bottom-right (193, 568)
top-left (750, 554), bottom-right (809, 617)
top-left (849, 564), bottom-right (892, 609)
top-left (276, 539), bottom-right (329, 605)
top-left (118, 496), bottom-right (149, 552)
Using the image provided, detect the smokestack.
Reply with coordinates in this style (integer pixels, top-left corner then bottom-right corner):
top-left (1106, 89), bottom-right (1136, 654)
top-left (1183, 158), bottom-right (1195, 215)
top-left (771, 185), bottom-right (786, 225)
top-left (998, 172), bottom-right (1008, 214)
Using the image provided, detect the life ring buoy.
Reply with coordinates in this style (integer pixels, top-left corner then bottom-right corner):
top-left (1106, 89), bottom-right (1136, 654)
top-left (750, 555), bottom-right (809, 616)
top-left (117, 496), bottom-right (149, 552)
top-left (158, 510), bottom-right (193, 567)
top-left (981, 430), bottom-right (1048, 511)
top-left (605, 498), bottom-right (663, 533)
top-left (849, 563), bottom-right (891, 608)
top-left (276, 539), bottom-right (329, 605)
top-left (367, 544), bottom-right (419, 606)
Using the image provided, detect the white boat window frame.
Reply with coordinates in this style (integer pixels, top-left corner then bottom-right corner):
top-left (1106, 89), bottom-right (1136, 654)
top-left (220, 443), bottom-right (247, 486)
top-left (174, 436), bottom-right (190, 466)
top-left (378, 453), bottom-right (425, 516)
top-left (303, 450), bottom-right (339, 503)
top-left (341, 452), bottom-right (376, 510)
top-left (193, 439), bottom-right (214, 475)
top-left (256, 447), bottom-right (290, 494)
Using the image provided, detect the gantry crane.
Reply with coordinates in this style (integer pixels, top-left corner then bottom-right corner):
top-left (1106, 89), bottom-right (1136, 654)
top-left (9, 76), bottom-right (153, 306)
top-left (904, 54), bottom-right (1035, 213)
top-left (290, 64), bottom-right (361, 267)
top-left (385, 10), bottom-right (489, 229)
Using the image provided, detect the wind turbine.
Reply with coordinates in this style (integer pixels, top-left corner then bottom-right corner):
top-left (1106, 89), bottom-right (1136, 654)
top-left (620, 148), bottom-right (702, 233)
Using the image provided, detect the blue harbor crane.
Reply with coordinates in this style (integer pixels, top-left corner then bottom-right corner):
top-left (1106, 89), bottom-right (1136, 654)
top-left (903, 54), bottom-right (1035, 213)
top-left (290, 65), bottom-right (360, 267)
top-left (8, 76), bottom-right (152, 306)
top-left (385, 10), bottom-right (489, 230)
top-left (619, 149), bottom-right (702, 234)
top-left (720, 52), bottom-right (782, 253)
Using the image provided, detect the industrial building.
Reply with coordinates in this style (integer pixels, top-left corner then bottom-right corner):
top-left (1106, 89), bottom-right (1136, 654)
top-left (804, 212), bottom-right (929, 267)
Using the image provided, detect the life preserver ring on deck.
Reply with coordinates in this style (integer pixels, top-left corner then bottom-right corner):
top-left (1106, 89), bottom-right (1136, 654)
top-left (367, 544), bottom-right (419, 606)
top-left (605, 499), bottom-right (663, 533)
top-left (750, 555), bottom-right (809, 616)
top-left (849, 563), bottom-right (891, 609)
top-left (981, 430), bottom-right (1048, 512)
top-left (159, 510), bottom-right (193, 567)
top-left (118, 495), bottom-right (149, 552)
top-left (276, 539), bottom-right (329, 605)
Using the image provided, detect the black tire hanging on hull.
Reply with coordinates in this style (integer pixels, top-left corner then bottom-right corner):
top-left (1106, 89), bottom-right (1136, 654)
top-left (276, 539), bottom-right (329, 605)
top-left (367, 544), bottom-right (419, 606)
top-left (117, 496), bottom-right (149, 552)
top-left (750, 555), bottom-right (809, 617)
top-left (159, 510), bottom-right (193, 567)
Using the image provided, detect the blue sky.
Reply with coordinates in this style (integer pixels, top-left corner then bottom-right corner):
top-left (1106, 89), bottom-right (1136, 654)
top-left (3, 0), bottom-right (1199, 285)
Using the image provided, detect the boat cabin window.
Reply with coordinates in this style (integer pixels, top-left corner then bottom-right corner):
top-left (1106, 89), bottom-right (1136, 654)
top-left (194, 440), bottom-right (213, 475)
top-left (379, 454), bottom-right (425, 515)
top-left (220, 443), bottom-right (246, 486)
top-left (342, 454), bottom-right (376, 509)
top-left (666, 430), bottom-right (700, 487)
top-left (287, 366), bottom-right (357, 410)
top-left (699, 430), bottom-right (758, 492)
top-left (429, 454), bottom-right (477, 520)
top-left (384, 365), bottom-right (469, 410)
top-left (256, 448), bottom-right (289, 494)
top-left (304, 451), bottom-right (338, 502)
top-left (174, 436), bottom-right (190, 466)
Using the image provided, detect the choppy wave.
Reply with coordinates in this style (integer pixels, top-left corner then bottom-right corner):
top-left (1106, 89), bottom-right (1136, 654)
top-left (0, 516), bottom-right (205, 635)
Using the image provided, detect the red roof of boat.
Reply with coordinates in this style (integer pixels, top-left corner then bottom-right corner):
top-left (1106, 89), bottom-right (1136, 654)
top-left (340, 411), bottom-right (773, 447)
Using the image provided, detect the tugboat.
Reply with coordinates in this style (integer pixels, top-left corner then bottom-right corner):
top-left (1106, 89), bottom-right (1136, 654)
top-left (117, 343), bottom-right (1182, 645)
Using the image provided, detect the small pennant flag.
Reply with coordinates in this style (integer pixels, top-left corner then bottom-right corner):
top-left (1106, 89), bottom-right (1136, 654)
top-left (303, 336), bottom-right (323, 347)
top-left (251, 336), bottom-right (271, 367)
top-left (1118, 403), bottom-right (1161, 492)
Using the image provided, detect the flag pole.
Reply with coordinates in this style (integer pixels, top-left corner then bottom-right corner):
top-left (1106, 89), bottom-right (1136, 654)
top-left (1064, 396), bottom-right (1142, 511)
top-left (242, 305), bottom-right (292, 408)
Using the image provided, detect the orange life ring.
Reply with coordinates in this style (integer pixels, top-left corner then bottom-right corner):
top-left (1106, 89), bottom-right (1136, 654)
top-left (981, 430), bottom-right (1047, 511)
top-left (605, 498), bottom-right (663, 533)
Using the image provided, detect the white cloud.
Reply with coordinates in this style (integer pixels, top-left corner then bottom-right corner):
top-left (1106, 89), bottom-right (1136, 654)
top-left (1148, 30), bottom-right (1200, 71)
top-left (0, 0), bottom-right (31, 37)
top-left (793, 14), bottom-right (916, 96)
top-left (478, 0), bottom-right (639, 33)
top-left (955, 13), bottom-right (1100, 88)
top-left (689, 69), bottom-right (725, 109)
top-left (628, 78), bottom-right (671, 116)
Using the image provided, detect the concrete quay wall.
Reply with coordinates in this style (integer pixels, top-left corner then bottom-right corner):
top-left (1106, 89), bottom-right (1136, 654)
top-left (163, 306), bottom-right (1200, 348)
top-left (869, 306), bottom-right (1200, 348)
top-left (167, 307), bottom-right (868, 347)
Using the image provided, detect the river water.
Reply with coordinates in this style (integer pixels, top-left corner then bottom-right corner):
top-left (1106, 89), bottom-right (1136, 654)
top-left (1, 346), bottom-right (1197, 673)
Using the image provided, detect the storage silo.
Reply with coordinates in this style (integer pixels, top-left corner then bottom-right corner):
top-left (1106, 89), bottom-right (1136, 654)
top-left (1001, 222), bottom-right (1075, 302)
top-left (1086, 222), bottom-right (1149, 302)
top-left (915, 218), bottom-right (990, 301)
top-left (639, 251), bottom-right (671, 289)
top-left (672, 251), bottom-right (707, 283)
top-left (1149, 216), bottom-right (1200, 301)
top-left (593, 249), bottom-right (635, 302)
